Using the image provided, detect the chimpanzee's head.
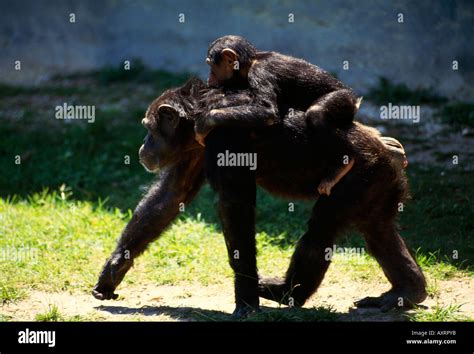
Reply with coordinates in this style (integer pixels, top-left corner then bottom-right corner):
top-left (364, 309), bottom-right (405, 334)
top-left (138, 78), bottom-right (205, 172)
top-left (206, 35), bottom-right (257, 87)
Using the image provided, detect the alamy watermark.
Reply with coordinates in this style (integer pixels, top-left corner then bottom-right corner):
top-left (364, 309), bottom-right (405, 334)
top-left (0, 244), bottom-right (39, 263)
top-left (18, 328), bottom-right (55, 347)
top-left (325, 245), bottom-right (366, 263)
top-left (217, 150), bottom-right (257, 171)
top-left (380, 103), bottom-right (420, 123)
top-left (55, 103), bottom-right (95, 123)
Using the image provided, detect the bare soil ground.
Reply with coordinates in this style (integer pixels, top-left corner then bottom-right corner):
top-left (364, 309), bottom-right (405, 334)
top-left (358, 103), bottom-right (474, 170)
top-left (3, 270), bottom-right (472, 322)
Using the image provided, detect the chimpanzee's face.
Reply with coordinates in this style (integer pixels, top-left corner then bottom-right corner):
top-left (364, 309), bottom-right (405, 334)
top-left (139, 102), bottom-right (182, 172)
top-left (206, 57), bottom-right (234, 87)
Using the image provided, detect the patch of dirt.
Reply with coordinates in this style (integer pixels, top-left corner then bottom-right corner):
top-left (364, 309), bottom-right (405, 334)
top-left (357, 103), bottom-right (474, 170)
top-left (2, 276), bottom-right (473, 321)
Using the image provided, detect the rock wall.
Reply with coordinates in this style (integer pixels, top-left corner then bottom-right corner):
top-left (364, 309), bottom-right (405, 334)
top-left (1, 0), bottom-right (473, 99)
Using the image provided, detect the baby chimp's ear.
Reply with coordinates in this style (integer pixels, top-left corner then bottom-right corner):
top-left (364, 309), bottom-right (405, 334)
top-left (158, 104), bottom-right (177, 115)
top-left (222, 48), bottom-right (238, 64)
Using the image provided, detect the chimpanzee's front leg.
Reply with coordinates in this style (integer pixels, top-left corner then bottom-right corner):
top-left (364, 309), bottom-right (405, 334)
top-left (205, 128), bottom-right (259, 318)
top-left (93, 154), bottom-right (205, 300)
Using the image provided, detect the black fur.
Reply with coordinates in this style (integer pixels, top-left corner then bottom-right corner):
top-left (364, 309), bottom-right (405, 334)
top-left (208, 35), bottom-right (257, 67)
top-left (204, 35), bottom-right (359, 130)
top-left (198, 36), bottom-right (361, 183)
top-left (93, 78), bottom-right (427, 317)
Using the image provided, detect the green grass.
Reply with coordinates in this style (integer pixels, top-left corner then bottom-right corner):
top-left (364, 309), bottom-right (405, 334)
top-left (33, 304), bottom-right (86, 322)
top-left (0, 69), bottom-right (472, 321)
top-left (401, 167), bottom-right (474, 269)
top-left (407, 303), bottom-right (469, 322)
top-left (35, 304), bottom-right (64, 322)
top-left (0, 179), bottom-right (471, 307)
top-left (0, 69), bottom-right (190, 209)
top-left (245, 305), bottom-right (338, 322)
top-left (437, 102), bottom-right (474, 128)
top-left (0, 84), bottom-right (89, 97)
top-left (367, 77), bottom-right (448, 106)
top-left (0, 285), bottom-right (25, 304)
top-left (0, 187), bottom-right (295, 299)
top-left (0, 106), bottom-right (148, 209)
top-left (425, 278), bottom-right (441, 298)
top-left (0, 314), bottom-right (13, 322)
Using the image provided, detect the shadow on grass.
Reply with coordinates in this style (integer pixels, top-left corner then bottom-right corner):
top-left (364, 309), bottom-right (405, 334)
top-left (94, 304), bottom-right (409, 322)
top-left (95, 304), bottom-right (232, 321)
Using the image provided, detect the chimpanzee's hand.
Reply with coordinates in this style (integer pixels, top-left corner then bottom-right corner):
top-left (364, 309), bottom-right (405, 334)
top-left (194, 110), bottom-right (219, 146)
top-left (92, 251), bottom-right (133, 300)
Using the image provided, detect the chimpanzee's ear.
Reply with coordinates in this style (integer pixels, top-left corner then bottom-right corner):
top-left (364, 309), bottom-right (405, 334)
top-left (158, 104), bottom-right (177, 115)
top-left (158, 104), bottom-right (180, 132)
top-left (222, 48), bottom-right (238, 63)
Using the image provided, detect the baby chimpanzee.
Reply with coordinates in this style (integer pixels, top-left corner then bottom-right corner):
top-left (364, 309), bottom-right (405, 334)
top-left (197, 36), bottom-right (355, 194)
top-left (195, 35), bottom-right (406, 194)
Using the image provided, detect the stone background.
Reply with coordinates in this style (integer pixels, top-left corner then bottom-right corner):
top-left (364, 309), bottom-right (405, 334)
top-left (1, 0), bottom-right (473, 99)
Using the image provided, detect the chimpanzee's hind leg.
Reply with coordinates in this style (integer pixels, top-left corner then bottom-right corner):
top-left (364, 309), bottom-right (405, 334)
top-left (259, 196), bottom-right (349, 306)
top-left (355, 223), bottom-right (427, 311)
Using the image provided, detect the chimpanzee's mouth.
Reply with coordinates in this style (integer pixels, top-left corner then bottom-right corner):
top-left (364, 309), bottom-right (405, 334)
top-left (139, 159), bottom-right (160, 173)
top-left (208, 72), bottom-right (217, 87)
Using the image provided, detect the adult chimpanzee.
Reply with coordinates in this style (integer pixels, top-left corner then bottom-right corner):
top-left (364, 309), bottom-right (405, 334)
top-left (92, 78), bottom-right (426, 317)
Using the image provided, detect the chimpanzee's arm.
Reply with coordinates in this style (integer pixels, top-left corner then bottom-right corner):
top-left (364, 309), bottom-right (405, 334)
top-left (195, 80), bottom-right (280, 145)
top-left (194, 103), bottom-right (277, 146)
top-left (209, 104), bottom-right (277, 126)
top-left (208, 72), bottom-right (280, 124)
top-left (92, 153), bottom-right (205, 300)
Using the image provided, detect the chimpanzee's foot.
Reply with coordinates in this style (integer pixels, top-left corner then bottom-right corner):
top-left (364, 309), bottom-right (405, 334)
top-left (354, 287), bottom-right (427, 312)
top-left (231, 304), bottom-right (261, 319)
top-left (258, 278), bottom-right (286, 303)
top-left (258, 278), bottom-right (304, 307)
top-left (92, 252), bottom-right (133, 300)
